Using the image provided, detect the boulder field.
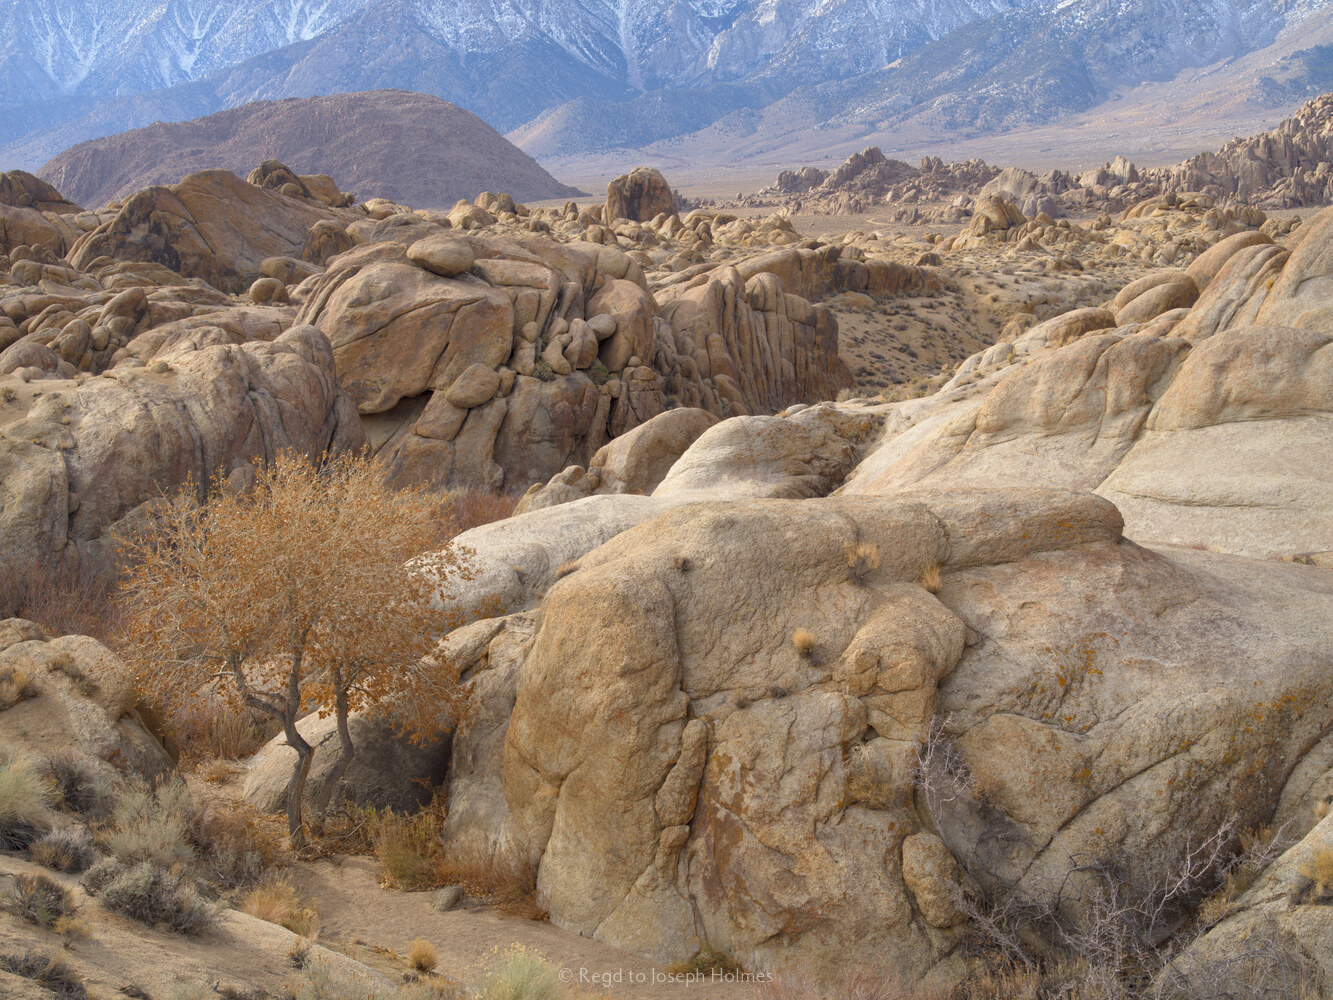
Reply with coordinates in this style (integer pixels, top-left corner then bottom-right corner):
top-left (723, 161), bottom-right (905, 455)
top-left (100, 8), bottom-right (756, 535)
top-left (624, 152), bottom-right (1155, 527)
top-left (298, 201), bottom-right (1331, 982)
top-left (0, 164), bottom-right (871, 575)
top-left (3, 158), bottom-right (1333, 988)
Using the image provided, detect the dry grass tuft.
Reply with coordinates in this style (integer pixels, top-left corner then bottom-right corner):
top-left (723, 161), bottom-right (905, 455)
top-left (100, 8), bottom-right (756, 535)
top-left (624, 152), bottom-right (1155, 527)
top-left (374, 806), bottom-right (449, 892)
top-left (438, 837), bottom-right (548, 920)
top-left (1316, 796), bottom-right (1331, 821)
top-left (554, 560), bottom-right (580, 579)
top-left (845, 542), bottom-right (882, 582)
top-left (196, 759), bottom-right (235, 785)
top-left (667, 947), bottom-right (740, 977)
top-left (408, 937), bottom-right (439, 973)
top-left (239, 877), bottom-right (320, 937)
top-left (0, 756), bottom-right (51, 850)
top-left (919, 562), bottom-right (943, 593)
top-left (1299, 844), bottom-right (1333, 900)
top-left (0, 665), bottom-right (35, 710)
top-left (792, 628), bottom-right (817, 657)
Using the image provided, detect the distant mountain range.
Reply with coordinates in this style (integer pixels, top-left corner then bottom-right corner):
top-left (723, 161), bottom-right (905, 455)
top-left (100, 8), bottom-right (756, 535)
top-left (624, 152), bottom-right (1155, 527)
top-left (3, 0), bottom-right (1333, 170)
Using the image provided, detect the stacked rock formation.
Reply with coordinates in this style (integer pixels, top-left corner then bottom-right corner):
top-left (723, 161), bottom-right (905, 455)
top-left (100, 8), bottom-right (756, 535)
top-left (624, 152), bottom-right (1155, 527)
top-left (0, 162), bottom-right (866, 575)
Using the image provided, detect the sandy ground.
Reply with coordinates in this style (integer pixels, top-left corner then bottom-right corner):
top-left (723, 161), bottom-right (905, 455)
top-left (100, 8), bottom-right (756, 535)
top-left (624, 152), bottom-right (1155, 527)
top-left (288, 856), bottom-right (761, 1000)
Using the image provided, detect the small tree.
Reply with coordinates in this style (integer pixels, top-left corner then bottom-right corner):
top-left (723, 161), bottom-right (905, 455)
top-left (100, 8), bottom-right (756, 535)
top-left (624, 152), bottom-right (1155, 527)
top-left (119, 451), bottom-right (476, 849)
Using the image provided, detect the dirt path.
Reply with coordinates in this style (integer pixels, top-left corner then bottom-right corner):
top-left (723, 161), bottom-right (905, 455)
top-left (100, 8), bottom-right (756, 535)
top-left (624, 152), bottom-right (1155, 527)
top-left (290, 856), bottom-right (763, 1000)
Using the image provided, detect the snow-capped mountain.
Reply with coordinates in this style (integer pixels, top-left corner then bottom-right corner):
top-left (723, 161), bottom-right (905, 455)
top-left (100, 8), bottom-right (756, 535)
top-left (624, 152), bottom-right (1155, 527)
top-left (0, 0), bottom-right (1036, 107)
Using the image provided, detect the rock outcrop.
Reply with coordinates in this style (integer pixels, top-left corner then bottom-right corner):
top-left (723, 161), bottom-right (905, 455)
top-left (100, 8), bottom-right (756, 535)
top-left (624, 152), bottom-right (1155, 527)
top-left (840, 203), bottom-right (1333, 560)
top-left (430, 486), bottom-right (1333, 980)
top-left (68, 170), bottom-right (349, 293)
top-left (0, 326), bottom-right (363, 575)
top-left (605, 167), bottom-right (676, 224)
top-left (296, 231), bottom-right (849, 493)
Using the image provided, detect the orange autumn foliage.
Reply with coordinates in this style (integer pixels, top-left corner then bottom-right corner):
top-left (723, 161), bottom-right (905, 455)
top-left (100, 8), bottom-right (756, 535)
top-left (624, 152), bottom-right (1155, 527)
top-left (117, 450), bottom-right (478, 847)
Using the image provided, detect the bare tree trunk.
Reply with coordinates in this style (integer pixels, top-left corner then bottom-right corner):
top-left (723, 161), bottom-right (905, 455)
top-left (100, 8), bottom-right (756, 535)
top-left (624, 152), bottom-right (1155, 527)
top-left (313, 685), bottom-right (356, 819)
top-left (283, 709), bottom-right (314, 850)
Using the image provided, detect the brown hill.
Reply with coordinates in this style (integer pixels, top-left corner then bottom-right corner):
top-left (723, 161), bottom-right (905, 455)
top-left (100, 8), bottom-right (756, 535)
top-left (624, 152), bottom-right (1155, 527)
top-left (36, 90), bottom-right (583, 211)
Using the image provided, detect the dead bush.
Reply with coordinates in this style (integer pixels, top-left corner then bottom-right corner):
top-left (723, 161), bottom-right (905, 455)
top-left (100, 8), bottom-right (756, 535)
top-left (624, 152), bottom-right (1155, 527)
top-left (170, 699), bottom-right (278, 763)
top-left (438, 489), bottom-right (518, 538)
top-left (0, 948), bottom-right (88, 1000)
top-left (438, 837), bottom-right (547, 920)
top-left (31, 826), bottom-right (98, 873)
top-left (41, 752), bottom-right (112, 817)
top-left (0, 557), bottom-right (122, 642)
top-left (192, 799), bottom-right (285, 888)
top-left (374, 805), bottom-right (448, 892)
top-left (6, 872), bottom-right (75, 927)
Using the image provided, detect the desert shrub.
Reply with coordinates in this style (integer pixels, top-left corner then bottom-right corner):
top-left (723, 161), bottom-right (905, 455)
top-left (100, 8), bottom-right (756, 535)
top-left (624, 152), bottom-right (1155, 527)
top-left (5, 872), bottom-right (75, 927)
top-left (238, 877), bottom-right (320, 936)
top-left (0, 756), bottom-right (51, 850)
top-left (438, 838), bottom-right (547, 921)
top-left (919, 562), bottom-right (943, 593)
top-left (0, 948), bottom-right (88, 1000)
top-left (104, 776), bottom-right (195, 869)
top-left (0, 664), bottom-right (35, 710)
top-left (533, 360), bottom-right (556, 382)
top-left (408, 938), bottom-right (439, 973)
top-left (31, 826), bottom-right (97, 872)
top-left (792, 628), bottom-right (817, 657)
top-left (474, 948), bottom-right (567, 1000)
top-left (41, 752), bottom-right (112, 817)
top-left (118, 451), bottom-right (477, 850)
top-left (83, 858), bottom-right (216, 935)
top-left (0, 557), bottom-right (122, 641)
top-left (588, 361), bottom-right (611, 386)
top-left (193, 799), bottom-right (283, 888)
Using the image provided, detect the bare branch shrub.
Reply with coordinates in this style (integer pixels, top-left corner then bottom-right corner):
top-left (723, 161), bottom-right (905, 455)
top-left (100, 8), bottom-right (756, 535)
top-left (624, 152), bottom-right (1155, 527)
top-left (913, 715), bottom-right (1309, 1000)
top-left (117, 450), bottom-right (478, 848)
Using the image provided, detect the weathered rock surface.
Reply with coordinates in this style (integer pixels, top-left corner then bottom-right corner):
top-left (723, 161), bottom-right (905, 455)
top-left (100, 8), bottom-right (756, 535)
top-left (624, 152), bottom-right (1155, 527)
top-left (840, 205), bottom-right (1333, 559)
top-left (0, 622), bottom-right (173, 782)
top-left (425, 485), bottom-right (1333, 979)
top-left (68, 169), bottom-right (348, 293)
top-left (0, 326), bottom-right (363, 574)
top-left (292, 230), bottom-right (849, 493)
